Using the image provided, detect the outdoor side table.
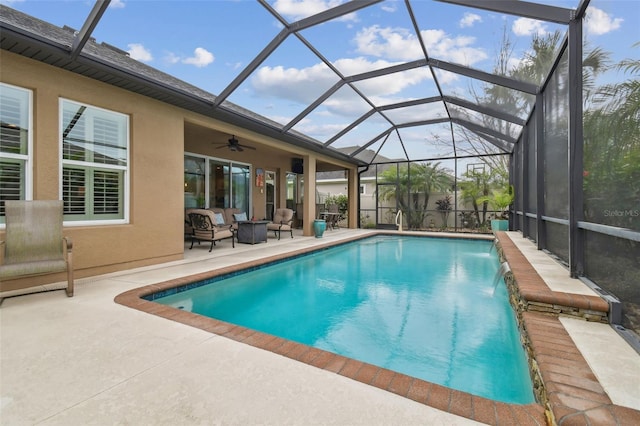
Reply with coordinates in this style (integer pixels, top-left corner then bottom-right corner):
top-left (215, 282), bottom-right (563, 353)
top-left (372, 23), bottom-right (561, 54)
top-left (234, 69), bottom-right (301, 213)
top-left (236, 220), bottom-right (269, 244)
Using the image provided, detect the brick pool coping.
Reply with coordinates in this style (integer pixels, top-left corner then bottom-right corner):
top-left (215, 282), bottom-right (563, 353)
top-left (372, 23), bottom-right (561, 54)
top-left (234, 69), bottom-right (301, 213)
top-left (495, 232), bottom-right (640, 425)
top-left (114, 232), bottom-right (638, 425)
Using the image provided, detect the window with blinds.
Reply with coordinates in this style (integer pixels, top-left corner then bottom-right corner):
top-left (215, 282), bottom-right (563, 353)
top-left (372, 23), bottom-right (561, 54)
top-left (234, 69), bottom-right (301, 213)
top-left (61, 99), bottom-right (128, 222)
top-left (0, 83), bottom-right (31, 224)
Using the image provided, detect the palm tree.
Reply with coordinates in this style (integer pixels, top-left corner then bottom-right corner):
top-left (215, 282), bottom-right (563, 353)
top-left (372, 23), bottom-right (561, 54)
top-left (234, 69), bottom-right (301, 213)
top-left (378, 162), bottom-right (452, 229)
top-left (459, 169), bottom-right (494, 227)
top-left (583, 45), bottom-right (640, 228)
top-left (454, 29), bottom-right (610, 179)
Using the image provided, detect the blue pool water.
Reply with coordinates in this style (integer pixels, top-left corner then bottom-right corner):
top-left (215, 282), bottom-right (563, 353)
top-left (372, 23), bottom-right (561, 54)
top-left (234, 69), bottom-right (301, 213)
top-left (155, 235), bottom-right (535, 404)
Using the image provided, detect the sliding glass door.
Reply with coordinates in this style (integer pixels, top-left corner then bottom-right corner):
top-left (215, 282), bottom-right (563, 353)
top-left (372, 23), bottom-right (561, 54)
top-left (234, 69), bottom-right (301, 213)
top-left (184, 154), bottom-right (250, 215)
top-left (209, 159), bottom-right (230, 208)
top-left (265, 170), bottom-right (276, 220)
top-left (184, 156), bottom-right (205, 208)
top-left (231, 164), bottom-right (250, 214)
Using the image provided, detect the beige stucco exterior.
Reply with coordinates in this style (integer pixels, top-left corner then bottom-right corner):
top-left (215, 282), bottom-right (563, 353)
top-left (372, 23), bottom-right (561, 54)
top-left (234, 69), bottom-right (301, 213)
top-left (0, 50), bottom-right (358, 291)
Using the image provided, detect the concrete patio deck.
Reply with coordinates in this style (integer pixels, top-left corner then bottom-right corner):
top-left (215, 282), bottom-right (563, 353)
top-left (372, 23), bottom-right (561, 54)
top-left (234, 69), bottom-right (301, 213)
top-left (1, 229), bottom-right (638, 425)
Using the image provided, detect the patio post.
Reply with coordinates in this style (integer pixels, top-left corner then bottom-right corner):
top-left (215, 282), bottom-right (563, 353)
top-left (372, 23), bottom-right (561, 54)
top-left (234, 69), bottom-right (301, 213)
top-left (302, 154), bottom-right (317, 237)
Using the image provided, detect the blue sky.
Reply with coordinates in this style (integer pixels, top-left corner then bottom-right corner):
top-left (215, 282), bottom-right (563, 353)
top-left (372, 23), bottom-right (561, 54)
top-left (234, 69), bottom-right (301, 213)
top-left (2, 0), bottom-right (638, 163)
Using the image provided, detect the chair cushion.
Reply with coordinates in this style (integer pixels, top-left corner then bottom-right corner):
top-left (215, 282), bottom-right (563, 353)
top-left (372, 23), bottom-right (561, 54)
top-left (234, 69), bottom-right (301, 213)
top-left (224, 208), bottom-right (241, 225)
top-left (273, 208), bottom-right (293, 223)
top-left (213, 213), bottom-right (225, 225)
top-left (267, 222), bottom-right (292, 230)
top-left (0, 259), bottom-right (67, 279)
top-left (214, 228), bottom-right (234, 240)
top-left (234, 212), bottom-right (248, 221)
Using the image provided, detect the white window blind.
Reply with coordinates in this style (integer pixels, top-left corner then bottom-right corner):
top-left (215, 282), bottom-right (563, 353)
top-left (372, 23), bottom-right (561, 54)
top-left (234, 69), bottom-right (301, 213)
top-left (61, 99), bottom-right (128, 223)
top-left (0, 83), bottom-right (31, 223)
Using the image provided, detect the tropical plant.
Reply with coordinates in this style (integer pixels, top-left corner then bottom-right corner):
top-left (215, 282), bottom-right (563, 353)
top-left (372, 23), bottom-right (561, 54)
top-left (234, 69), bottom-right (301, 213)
top-left (459, 169), bottom-right (495, 226)
top-left (435, 195), bottom-right (452, 228)
top-left (451, 28), bottom-right (610, 176)
top-left (458, 211), bottom-right (477, 229)
top-left (583, 44), bottom-right (640, 230)
top-left (378, 162), bottom-right (451, 229)
top-left (324, 194), bottom-right (348, 214)
top-left (478, 185), bottom-right (514, 220)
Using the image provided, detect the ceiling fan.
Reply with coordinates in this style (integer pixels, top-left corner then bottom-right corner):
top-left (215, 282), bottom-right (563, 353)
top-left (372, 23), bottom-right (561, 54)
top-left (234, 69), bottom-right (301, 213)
top-left (214, 135), bottom-right (255, 152)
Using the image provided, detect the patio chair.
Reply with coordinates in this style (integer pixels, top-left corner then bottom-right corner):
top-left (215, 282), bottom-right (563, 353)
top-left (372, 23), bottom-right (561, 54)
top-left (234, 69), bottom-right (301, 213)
top-left (324, 204), bottom-right (343, 230)
top-left (188, 210), bottom-right (235, 252)
top-left (0, 200), bottom-right (74, 297)
top-left (267, 208), bottom-right (294, 240)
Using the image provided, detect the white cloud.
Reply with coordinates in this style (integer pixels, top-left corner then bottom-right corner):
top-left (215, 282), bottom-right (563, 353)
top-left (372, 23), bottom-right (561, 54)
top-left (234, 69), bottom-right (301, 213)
top-left (433, 69), bottom-right (459, 85)
top-left (252, 56), bottom-right (433, 117)
top-left (354, 25), bottom-right (421, 60)
top-left (227, 61), bottom-right (243, 70)
top-left (512, 18), bottom-right (547, 37)
top-left (109, 0), bottom-right (125, 9)
top-left (127, 43), bottom-right (152, 62)
top-left (353, 25), bottom-right (487, 66)
top-left (250, 23), bottom-right (488, 122)
top-left (459, 13), bottom-right (481, 28)
top-left (585, 6), bottom-right (623, 36)
top-left (380, 3), bottom-right (396, 13)
top-left (164, 52), bottom-right (180, 65)
top-left (338, 57), bottom-right (429, 96)
top-left (293, 119), bottom-right (350, 139)
top-left (421, 29), bottom-right (487, 66)
top-left (250, 26), bottom-right (485, 109)
top-left (332, 56), bottom-right (396, 75)
top-left (182, 47), bottom-right (214, 68)
top-left (252, 62), bottom-right (335, 104)
top-left (272, 0), bottom-right (356, 22)
top-left (507, 56), bottom-right (526, 73)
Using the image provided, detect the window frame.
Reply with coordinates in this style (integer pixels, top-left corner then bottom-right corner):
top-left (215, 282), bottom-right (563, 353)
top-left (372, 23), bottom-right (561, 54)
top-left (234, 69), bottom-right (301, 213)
top-left (59, 98), bottom-right (130, 226)
top-left (0, 82), bottom-right (33, 227)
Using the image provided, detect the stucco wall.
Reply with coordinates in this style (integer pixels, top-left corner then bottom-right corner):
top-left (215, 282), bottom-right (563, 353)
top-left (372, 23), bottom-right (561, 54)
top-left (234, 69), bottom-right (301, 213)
top-left (1, 51), bottom-right (185, 289)
top-left (1, 51), bottom-right (360, 290)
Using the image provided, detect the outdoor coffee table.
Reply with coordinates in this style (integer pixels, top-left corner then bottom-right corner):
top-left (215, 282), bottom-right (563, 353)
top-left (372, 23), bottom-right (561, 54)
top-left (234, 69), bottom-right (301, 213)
top-left (236, 220), bottom-right (269, 244)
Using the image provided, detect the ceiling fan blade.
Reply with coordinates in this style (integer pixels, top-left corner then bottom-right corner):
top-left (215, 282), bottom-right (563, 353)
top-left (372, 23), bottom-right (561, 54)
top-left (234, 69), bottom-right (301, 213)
top-left (211, 135), bottom-right (254, 152)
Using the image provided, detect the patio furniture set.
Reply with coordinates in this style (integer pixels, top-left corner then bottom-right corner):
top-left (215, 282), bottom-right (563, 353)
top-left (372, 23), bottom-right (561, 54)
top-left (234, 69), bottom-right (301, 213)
top-left (185, 207), bottom-right (294, 251)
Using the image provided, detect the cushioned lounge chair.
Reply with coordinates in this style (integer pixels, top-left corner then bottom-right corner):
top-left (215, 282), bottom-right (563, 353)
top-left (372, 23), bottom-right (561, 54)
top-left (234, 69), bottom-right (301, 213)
top-left (188, 209), bottom-right (235, 252)
top-left (266, 208), bottom-right (294, 240)
top-left (0, 200), bottom-right (74, 297)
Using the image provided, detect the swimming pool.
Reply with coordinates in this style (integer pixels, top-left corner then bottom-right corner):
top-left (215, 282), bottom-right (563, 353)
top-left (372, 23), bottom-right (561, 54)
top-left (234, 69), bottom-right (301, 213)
top-left (152, 235), bottom-right (535, 404)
